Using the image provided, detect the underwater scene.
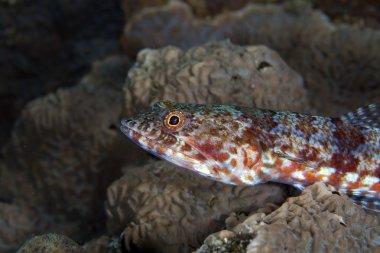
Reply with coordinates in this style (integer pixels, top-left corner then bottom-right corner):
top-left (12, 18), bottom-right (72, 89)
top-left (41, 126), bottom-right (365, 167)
top-left (1, 0), bottom-right (380, 252)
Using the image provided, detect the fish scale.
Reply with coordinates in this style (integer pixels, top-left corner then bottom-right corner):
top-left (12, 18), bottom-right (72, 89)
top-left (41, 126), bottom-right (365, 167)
top-left (120, 101), bottom-right (380, 212)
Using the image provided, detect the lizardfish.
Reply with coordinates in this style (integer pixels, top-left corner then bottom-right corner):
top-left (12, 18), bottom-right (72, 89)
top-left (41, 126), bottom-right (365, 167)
top-left (120, 101), bottom-right (380, 211)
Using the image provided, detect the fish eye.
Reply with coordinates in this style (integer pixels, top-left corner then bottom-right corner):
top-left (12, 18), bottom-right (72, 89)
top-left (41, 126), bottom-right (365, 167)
top-left (164, 112), bottom-right (185, 130)
top-left (169, 115), bottom-right (180, 126)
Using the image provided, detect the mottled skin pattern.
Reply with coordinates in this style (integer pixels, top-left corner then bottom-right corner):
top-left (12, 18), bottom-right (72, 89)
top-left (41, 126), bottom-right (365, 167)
top-left (121, 101), bottom-right (380, 210)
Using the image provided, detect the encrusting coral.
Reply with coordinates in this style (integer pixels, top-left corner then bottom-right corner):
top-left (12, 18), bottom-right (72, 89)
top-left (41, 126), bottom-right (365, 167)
top-left (122, 1), bottom-right (380, 116)
top-left (124, 40), bottom-right (309, 116)
top-left (196, 182), bottom-right (380, 253)
top-left (106, 161), bottom-right (291, 253)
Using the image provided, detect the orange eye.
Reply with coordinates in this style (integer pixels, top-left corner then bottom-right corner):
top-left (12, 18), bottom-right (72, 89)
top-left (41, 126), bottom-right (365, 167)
top-left (165, 112), bottom-right (184, 129)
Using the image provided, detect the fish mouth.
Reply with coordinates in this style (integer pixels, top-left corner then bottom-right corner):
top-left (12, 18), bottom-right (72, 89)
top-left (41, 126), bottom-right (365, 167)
top-left (120, 118), bottom-right (216, 178)
top-left (120, 118), bottom-right (134, 137)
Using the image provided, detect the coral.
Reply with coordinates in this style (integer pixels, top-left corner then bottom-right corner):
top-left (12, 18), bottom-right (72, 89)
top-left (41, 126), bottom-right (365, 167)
top-left (196, 182), bottom-right (380, 253)
top-left (122, 1), bottom-right (380, 115)
top-left (184, 0), bottom-right (283, 17)
top-left (82, 235), bottom-right (122, 253)
top-left (1, 55), bottom-right (131, 244)
top-left (0, 203), bottom-right (41, 253)
top-left (105, 161), bottom-right (291, 252)
top-left (0, 0), bottom-right (124, 150)
top-left (121, 0), bottom-right (168, 20)
top-left (313, 0), bottom-right (380, 29)
top-left (124, 40), bottom-right (309, 116)
top-left (4, 2), bottom-right (380, 252)
top-left (17, 234), bottom-right (82, 253)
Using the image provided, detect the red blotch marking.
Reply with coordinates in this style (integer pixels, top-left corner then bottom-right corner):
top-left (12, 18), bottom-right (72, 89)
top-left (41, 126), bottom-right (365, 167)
top-left (359, 169), bottom-right (371, 177)
top-left (243, 148), bottom-right (261, 169)
top-left (231, 175), bottom-right (244, 185)
top-left (370, 182), bottom-right (380, 193)
top-left (244, 157), bottom-right (255, 168)
top-left (230, 159), bottom-right (237, 167)
top-left (245, 174), bottom-right (254, 182)
top-left (275, 160), bottom-right (303, 175)
top-left (329, 153), bottom-right (359, 173)
top-left (198, 141), bottom-right (222, 154)
top-left (211, 166), bottom-right (220, 176)
top-left (299, 146), bottom-right (319, 162)
top-left (194, 153), bottom-right (207, 162)
top-left (228, 146), bottom-right (238, 155)
top-left (156, 146), bottom-right (165, 155)
top-left (333, 119), bottom-right (365, 152)
top-left (245, 130), bottom-right (259, 147)
top-left (131, 131), bottom-right (141, 140)
top-left (181, 144), bottom-right (192, 152)
top-left (325, 173), bottom-right (341, 187)
top-left (217, 166), bottom-right (232, 176)
top-left (256, 112), bottom-right (278, 133)
top-left (230, 122), bottom-right (240, 132)
top-left (303, 171), bottom-right (322, 184)
top-left (147, 141), bottom-right (155, 150)
top-left (346, 181), bottom-right (362, 191)
top-left (217, 152), bottom-right (230, 163)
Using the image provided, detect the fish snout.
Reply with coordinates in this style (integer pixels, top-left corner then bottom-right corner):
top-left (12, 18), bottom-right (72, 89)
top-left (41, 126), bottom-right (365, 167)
top-left (121, 118), bottom-right (131, 126)
top-left (120, 118), bottom-right (134, 135)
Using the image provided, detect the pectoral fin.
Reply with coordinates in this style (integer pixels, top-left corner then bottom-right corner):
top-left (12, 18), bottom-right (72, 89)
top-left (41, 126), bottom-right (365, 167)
top-left (273, 145), bottom-right (320, 168)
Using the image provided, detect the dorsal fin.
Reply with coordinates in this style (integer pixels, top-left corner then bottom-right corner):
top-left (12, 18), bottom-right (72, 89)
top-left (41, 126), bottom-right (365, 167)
top-left (340, 104), bottom-right (380, 129)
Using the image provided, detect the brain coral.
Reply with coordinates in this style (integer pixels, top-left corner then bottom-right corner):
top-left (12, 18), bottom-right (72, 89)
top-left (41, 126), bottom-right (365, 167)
top-left (124, 40), bottom-right (309, 116)
top-left (1, 55), bottom-right (131, 244)
top-left (122, 1), bottom-right (380, 115)
top-left (196, 182), bottom-right (380, 253)
top-left (105, 161), bottom-right (291, 253)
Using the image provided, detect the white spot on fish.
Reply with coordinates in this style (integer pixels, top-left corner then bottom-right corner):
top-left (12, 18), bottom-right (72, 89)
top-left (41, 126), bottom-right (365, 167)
top-left (318, 167), bottom-right (336, 176)
top-left (261, 167), bottom-right (274, 175)
top-left (345, 172), bottom-right (359, 182)
top-left (362, 176), bottom-right (379, 186)
top-left (165, 149), bottom-right (174, 156)
top-left (291, 171), bottom-right (305, 180)
top-left (282, 159), bottom-right (292, 167)
top-left (262, 152), bottom-right (276, 165)
top-left (194, 163), bottom-right (213, 177)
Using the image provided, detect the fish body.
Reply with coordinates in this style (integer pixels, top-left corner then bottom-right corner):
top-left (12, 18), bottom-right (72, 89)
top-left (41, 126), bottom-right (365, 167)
top-left (120, 101), bottom-right (380, 209)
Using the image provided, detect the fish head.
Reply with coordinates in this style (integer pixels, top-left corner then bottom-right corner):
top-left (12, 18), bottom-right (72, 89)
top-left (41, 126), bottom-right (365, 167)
top-left (120, 101), bottom-right (259, 184)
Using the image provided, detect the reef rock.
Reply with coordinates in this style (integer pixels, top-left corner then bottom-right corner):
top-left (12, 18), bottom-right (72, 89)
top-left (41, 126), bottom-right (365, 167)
top-left (124, 40), bottom-right (309, 116)
top-left (1, 55), bottom-right (131, 245)
top-left (17, 234), bottom-right (82, 253)
top-left (0, 0), bottom-right (124, 149)
top-left (105, 161), bottom-right (291, 253)
top-left (0, 202), bottom-right (42, 253)
top-left (82, 235), bottom-right (122, 253)
top-left (197, 182), bottom-right (380, 253)
top-left (122, 1), bottom-right (380, 115)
